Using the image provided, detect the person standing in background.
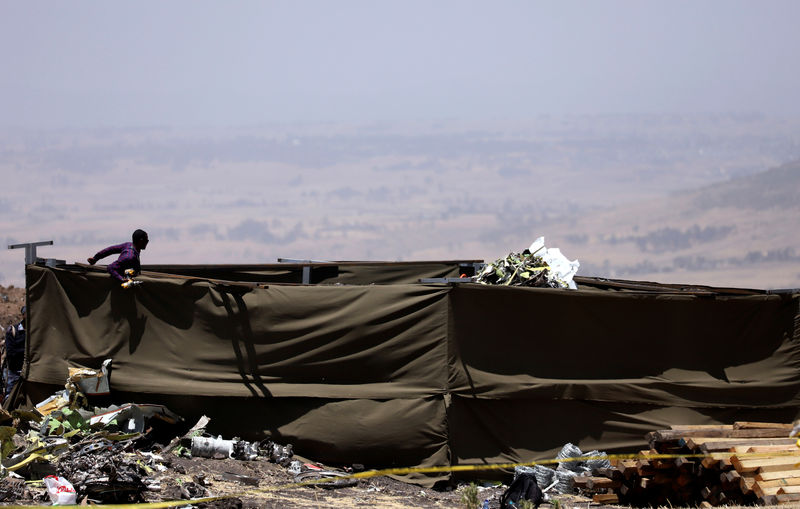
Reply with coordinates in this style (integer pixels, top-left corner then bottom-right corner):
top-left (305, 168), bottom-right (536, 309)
top-left (3, 306), bottom-right (26, 398)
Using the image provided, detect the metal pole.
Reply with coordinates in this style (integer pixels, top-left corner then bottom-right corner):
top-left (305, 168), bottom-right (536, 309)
top-left (7, 241), bottom-right (53, 265)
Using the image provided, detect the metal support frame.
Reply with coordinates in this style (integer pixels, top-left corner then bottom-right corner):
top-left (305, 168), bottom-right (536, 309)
top-left (277, 258), bottom-right (331, 285)
top-left (8, 240), bottom-right (54, 265)
top-left (419, 277), bottom-right (477, 284)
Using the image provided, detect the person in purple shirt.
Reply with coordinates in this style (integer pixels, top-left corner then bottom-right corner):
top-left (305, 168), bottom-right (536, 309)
top-left (87, 229), bottom-right (149, 288)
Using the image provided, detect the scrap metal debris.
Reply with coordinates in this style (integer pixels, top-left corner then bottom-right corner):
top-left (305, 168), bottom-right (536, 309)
top-left (0, 362), bottom-right (302, 505)
top-left (476, 236), bottom-right (580, 289)
top-left (294, 469), bottom-right (359, 489)
top-left (0, 477), bottom-right (29, 502)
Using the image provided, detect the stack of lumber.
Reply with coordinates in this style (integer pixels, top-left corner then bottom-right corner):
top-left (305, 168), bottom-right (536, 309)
top-left (573, 422), bottom-right (798, 507)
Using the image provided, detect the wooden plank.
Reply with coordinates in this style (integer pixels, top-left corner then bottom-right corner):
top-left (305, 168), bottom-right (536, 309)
top-left (573, 476), bottom-right (591, 489)
top-left (592, 493), bottom-right (619, 504)
top-left (592, 467), bottom-right (616, 479)
top-left (754, 483), bottom-right (781, 498)
top-left (616, 459), bottom-right (638, 475)
top-left (669, 424), bottom-right (735, 431)
top-left (740, 475), bottom-right (756, 494)
top-left (692, 436), bottom-right (791, 448)
top-left (732, 455), bottom-right (800, 473)
top-left (729, 444), bottom-right (800, 454)
top-left (732, 450), bottom-right (800, 462)
top-left (635, 460), bottom-right (655, 477)
top-left (726, 470), bottom-right (742, 482)
top-left (734, 421), bottom-right (793, 430)
top-left (652, 428), bottom-right (791, 442)
top-left (778, 486), bottom-right (800, 495)
top-left (700, 437), bottom-right (797, 452)
top-left (756, 470), bottom-right (800, 481)
top-left (732, 455), bottom-right (760, 473)
top-left (585, 477), bottom-right (621, 490)
top-left (776, 493), bottom-right (800, 503)
top-left (751, 477), bottom-right (800, 490)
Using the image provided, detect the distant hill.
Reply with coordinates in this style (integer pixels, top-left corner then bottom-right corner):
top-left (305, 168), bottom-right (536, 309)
top-left (691, 159), bottom-right (800, 210)
top-left (546, 161), bottom-right (800, 289)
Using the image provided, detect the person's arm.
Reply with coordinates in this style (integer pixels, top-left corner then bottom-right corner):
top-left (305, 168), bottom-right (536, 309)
top-left (107, 248), bottom-right (137, 283)
top-left (87, 243), bottom-right (125, 265)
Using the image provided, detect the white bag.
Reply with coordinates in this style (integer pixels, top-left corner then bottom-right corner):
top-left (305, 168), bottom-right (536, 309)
top-left (43, 475), bottom-right (77, 505)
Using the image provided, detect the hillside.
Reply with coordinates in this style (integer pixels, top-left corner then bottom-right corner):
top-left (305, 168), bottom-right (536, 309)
top-left (546, 160), bottom-right (800, 289)
top-left (0, 284), bottom-right (25, 331)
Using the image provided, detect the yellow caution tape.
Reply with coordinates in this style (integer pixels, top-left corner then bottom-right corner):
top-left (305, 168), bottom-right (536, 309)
top-left (4, 449), bottom-right (800, 508)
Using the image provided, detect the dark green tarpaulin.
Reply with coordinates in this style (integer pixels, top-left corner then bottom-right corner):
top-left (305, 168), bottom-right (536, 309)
top-left (139, 260), bottom-right (481, 285)
top-left (17, 264), bottom-right (800, 485)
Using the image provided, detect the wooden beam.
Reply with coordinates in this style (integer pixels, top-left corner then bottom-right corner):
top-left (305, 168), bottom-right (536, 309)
top-left (756, 470), bottom-right (800, 481)
top-left (734, 422), bottom-right (793, 430)
top-left (732, 455), bottom-right (800, 474)
top-left (652, 428), bottom-right (792, 442)
top-left (699, 437), bottom-right (797, 453)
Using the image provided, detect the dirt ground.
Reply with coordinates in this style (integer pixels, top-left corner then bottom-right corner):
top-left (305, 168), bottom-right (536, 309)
top-left (0, 450), bottom-right (787, 509)
top-left (148, 456), bottom-right (513, 509)
top-left (2, 450), bottom-right (601, 509)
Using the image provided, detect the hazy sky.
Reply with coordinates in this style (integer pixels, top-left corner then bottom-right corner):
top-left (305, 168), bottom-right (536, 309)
top-left (2, 1), bottom-right (799, 127)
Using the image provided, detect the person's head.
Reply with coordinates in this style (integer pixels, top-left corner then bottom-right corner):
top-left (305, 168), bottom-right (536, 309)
top-left (132, 229), bottom-right (149, 250)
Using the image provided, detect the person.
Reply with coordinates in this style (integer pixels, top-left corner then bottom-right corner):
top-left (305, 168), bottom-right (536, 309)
top-left (4, 306), bottom-right (26, 398)
top-left (88, 229), bottom-right (149, 288)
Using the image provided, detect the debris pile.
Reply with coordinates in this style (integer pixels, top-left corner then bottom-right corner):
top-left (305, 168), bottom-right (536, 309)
top-left (476, 237), bottom-right (579, 289)
top-left (0, 360), bottom-right (300, 505)
top-left (572, 421), bottom-right (798, 507)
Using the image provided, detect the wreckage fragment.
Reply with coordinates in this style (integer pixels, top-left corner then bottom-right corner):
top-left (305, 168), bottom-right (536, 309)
top-left (190, 435), bottom-right (258, 461)
top-left (476, 236), bottom-right (579, 289)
